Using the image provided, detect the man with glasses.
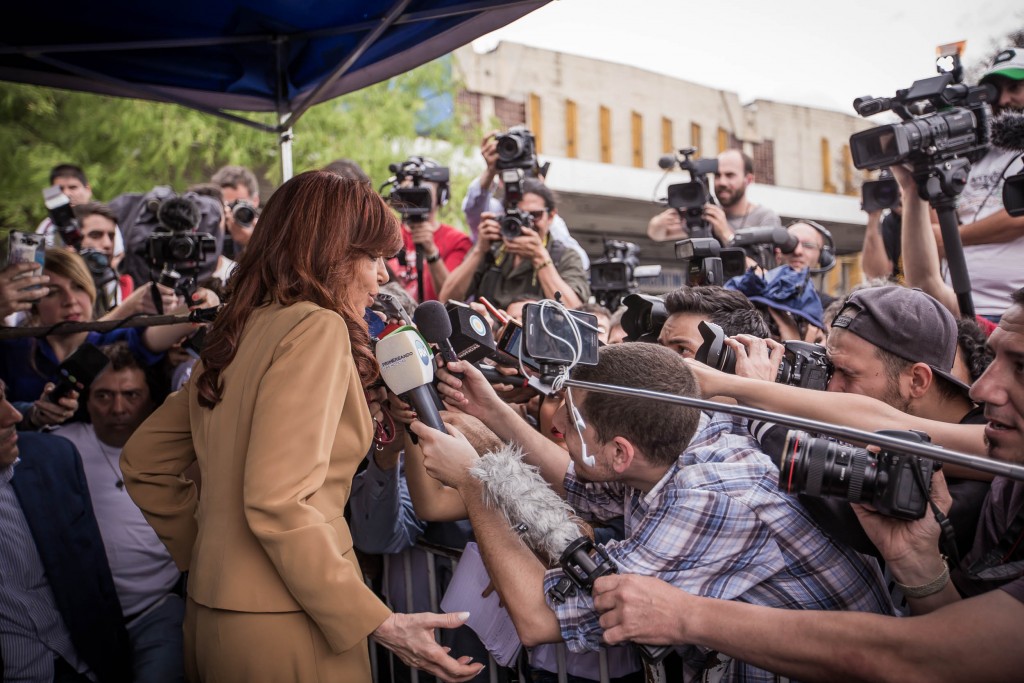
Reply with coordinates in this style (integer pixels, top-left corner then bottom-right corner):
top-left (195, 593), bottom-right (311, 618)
top-left (776, 221), bottom-right (826, 272)
top-left (439, 179), bottom-right (590, 310)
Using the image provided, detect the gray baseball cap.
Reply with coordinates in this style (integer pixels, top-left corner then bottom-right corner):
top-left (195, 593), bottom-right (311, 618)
top-left (830, 286), bottom-right (970, 394)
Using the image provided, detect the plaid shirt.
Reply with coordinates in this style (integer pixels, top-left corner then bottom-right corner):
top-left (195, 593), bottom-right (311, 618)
top-left (543, 411), bottom-right (892, 682)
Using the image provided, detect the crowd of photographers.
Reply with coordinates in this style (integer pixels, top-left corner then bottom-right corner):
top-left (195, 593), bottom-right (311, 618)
top-left (2, 46), bottom-right (1024, 683)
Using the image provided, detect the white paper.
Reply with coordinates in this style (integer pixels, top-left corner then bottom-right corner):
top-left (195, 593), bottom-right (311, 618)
top-left (439, 542), bottom-right (522, 667)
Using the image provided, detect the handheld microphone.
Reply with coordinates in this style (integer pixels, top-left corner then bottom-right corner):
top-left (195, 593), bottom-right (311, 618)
top-left (413, 300), bottom-right (459, 363)
top-left (375, 325), bottom-right (447, 434)
top-left (991, 111), bottom-right (1024, 152)
top-left (470, 446), bottom-right (670, 664)
top-left (730, 226), bottom-right (799, 254)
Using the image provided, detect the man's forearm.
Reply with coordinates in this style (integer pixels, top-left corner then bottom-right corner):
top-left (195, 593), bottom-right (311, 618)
top-left (436, 248), bottom-right (485, 303)
top-left (458, 476), bottom-right (563, 647)
top-left (860, 214), bottom-right (893, 279)
top-left (679, 590), bottom-right (1023, 683)
top-left (477, 400), bottom-right (571, 495)
top-left (959, 209), bottom-right (1024, 246)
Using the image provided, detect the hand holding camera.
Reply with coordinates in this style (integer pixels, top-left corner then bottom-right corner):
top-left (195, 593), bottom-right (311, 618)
top-left (722, 334), bottom-right (786, 383)
top-left (501, 223), bottom-right (545, 262)
top-left (474, 212), bottom-right (503, 251)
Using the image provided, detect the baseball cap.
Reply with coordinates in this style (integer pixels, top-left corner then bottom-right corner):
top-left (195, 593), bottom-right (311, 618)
top-left (830, 286), bottom-right (970, 394)
top-left (981, 47), bottom-right (1024, 85)
top-left (726, 265), bottom-right (825, 330)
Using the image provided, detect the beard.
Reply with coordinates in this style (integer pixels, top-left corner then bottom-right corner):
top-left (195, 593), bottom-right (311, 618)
top-left (716, 183), bottom-right (746, 209)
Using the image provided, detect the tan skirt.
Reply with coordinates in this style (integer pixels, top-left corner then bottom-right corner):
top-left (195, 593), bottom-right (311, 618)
top-left (184, 597), bottom-right (373, 683)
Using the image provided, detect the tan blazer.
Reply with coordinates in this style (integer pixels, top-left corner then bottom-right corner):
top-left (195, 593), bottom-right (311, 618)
top-left (122, 301), bottom-right (391, 655)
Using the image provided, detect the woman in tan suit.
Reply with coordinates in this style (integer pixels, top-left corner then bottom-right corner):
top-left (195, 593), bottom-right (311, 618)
top-left (121, 171), bottom-right (483, 682)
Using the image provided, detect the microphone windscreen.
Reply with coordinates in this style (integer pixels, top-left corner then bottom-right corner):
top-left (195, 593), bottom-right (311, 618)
top-left (470, 444), bottom-right (581, 562)
top-left (413, 300), bottom-right (453, 343)
top-left (157, 197), bottom-right (201, 232)
top-left (991, 112), bottom-right (1024, 153)
top-left (658, 154), bottom-right (676, 170)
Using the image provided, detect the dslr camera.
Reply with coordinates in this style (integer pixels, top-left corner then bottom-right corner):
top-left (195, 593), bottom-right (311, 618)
top-left (42, 186), bottom-right (83, 249)
top-left (849, 52), bottom-right (995, 204)
top-left (659, 147), bottom-right (719, 239)
top-left (778, 429), bottom-right (937, 520)
top-left (674, 237), bottom-right (746, 286)
top-left (229, 199), bottom-right (258, 228)
top-left (385, 157), bottom-right (450, 224)
top-left (494, 127), bottom-right (540, 240)
top-left (695, 320), bottom-right (832, 391)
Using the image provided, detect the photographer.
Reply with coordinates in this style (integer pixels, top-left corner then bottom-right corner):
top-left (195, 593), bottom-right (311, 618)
top-left (656, 286), bottom-right (768, 358)
top-left (72, 202), bottom-right (135, 314)
top-left (647, 150), bottom-right (781, 245)
top-left (440, 180), bottom-right (590, 309)
top-left (411, 344), bottom-right (891, 680)
top-left (385, 156), bottom-right (472, 303)
top-left (935, 48), bottom-right (1024, 322)
top-left (860, 181), bottom-right (904, 281)
top-left (211, 164), bottom-right (260, 259)
top-left (462, 130), bottom-right (590, 267)
top-left (592, 290), bottom-right (1024, 682)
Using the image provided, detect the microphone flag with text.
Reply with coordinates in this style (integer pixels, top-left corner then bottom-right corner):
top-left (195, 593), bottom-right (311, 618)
top-left (375, 324), bottom-right (447, 434)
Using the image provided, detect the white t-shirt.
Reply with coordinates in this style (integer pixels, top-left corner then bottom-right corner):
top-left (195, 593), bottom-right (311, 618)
top-left (952, 148), bottom-right (1024, 317)
top-left (53, 422), bottom-right (180, 617)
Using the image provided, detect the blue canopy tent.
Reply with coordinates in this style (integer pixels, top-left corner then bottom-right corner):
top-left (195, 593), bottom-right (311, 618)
top-left (0, 0), bottom-right (548, 178)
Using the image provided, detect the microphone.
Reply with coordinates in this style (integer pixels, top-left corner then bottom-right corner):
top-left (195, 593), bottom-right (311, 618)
top-left (156, 196), bottom-right (201, 232)
top-left (991, 111), bottom-right (1024, 152)
top-left (413, 300), bottom-right (458, 363)
top-left (730, 226), bottom-right (799, 254)
top-left (658, 154), bottom-right (677, 170)
top-left (375, 325), bottom-right (447, 434)
top-left (470, 446), bottom-right (670, 664)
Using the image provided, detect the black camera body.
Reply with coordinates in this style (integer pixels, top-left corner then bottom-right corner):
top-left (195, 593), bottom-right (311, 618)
top-left (660, 147), bottom-right (719, 239)
top-left (499, 207), bottom-right (534, 240)
top-left (495, 127), bottom-right (537, 171)
top-left (861, 169), bottom-right (900, 212)
top-left (620, 293), bottom-right (668, 343)
top-left (146, 196), bottom-right (217, 300)
top-left (695, 321), bottom-right (833, 391)
top-left (779, 429), bottom-right (936, 520)
top-left (850, 67), bottom-right (996, 203)
top-left (674, 237), bottom-right (746, 287)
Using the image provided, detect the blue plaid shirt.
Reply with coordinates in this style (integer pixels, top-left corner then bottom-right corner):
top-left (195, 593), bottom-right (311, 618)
top-left (543, 411), bottom-right (892, 682)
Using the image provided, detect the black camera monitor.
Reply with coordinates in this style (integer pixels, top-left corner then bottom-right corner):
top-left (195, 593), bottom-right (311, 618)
top-left (522, 303), bottom-right (599, 367)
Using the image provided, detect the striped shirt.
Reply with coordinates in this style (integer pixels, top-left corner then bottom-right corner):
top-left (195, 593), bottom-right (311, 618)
top-left (543, 411), bottom-right (892, 682)
top-left (0, 461), bottom-right (88, 682)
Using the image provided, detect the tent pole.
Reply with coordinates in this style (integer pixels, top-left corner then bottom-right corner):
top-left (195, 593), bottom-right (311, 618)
top-left (279, 117), bottom-right (294, 181)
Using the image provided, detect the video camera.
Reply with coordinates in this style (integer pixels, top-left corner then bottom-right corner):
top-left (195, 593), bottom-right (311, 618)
top-left (589, 239), bottom-right (662, 311)
top-left (385, 157), bottom-right (450, 224)
top-left (659, 147), bottom-right (719, 239)
top-left (695, 320), bottom-right (832, 391)
top-left (674, 237), bottom-right (746, 286)
top-left (849, 53), bottom-right (995, 204)
top-left (495, 127), bottom-right (540, 240)
top-left (147, 196), bottom-right (217, 303)
top-left (779, 429), bottom-right (937, 520)
top-left (861, 169), bottom-right (900, 213)
top-left (42, 186), bottom-right (83, 249)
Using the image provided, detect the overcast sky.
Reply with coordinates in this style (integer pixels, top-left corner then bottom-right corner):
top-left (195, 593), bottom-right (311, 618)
top-left (475, 0), bottom-right (1021, 115)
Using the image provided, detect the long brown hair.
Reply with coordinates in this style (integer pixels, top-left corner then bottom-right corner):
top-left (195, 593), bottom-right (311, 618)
top-left (196, 171), bottom-right (401, 408)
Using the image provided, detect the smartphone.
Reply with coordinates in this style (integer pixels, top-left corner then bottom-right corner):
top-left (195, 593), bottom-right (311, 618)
top-left (7, 231), bottom-right (46, 285)
top-left (523, 304), bottom-right (599, 367)
top-left (495, 319), bottom-right (542, 372)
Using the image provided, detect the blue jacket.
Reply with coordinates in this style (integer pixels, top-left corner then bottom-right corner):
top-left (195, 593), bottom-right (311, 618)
top-left (10, 433), bottom-right (132, 683)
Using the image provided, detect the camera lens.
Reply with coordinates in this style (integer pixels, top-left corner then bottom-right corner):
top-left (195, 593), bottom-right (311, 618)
top-left (232, 204), bottom-right (256, 228)
top-left (778, 431), bottom-right (878, 504)
top-left (497, 135), bottom-right (524, 162)
top-left (169, 236), bottom-right (195, 262)
top-left (500, 215), bottom-right (524, 240)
